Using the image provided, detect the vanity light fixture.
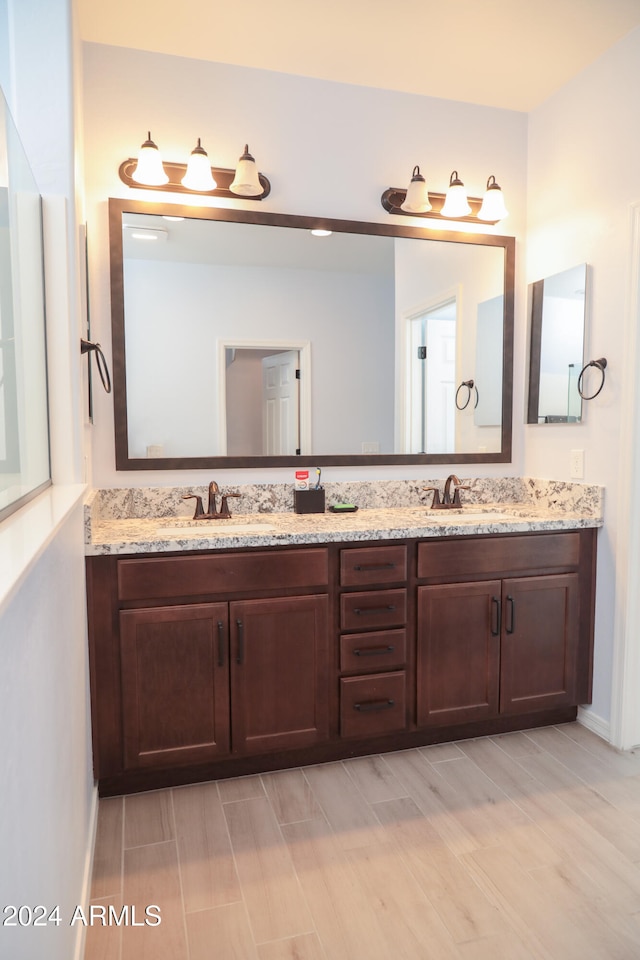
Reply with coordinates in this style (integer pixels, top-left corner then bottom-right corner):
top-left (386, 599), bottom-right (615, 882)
top-left (181, 138), bottom-right (217, 192)
top-left (229, 144), bottom-right (263, 196)
top-left (400, 166), bottom-right (432, 213)
top-left (119, 136), bottom-right (271, 200)
top-left (478, 175), bottom-right (509, 221)
top-left (381, 167), bottom-right (508, 225)
top-left (131, 132), bottom-right (169, 186)
top-left (440, 171), bottom-right (472, 218)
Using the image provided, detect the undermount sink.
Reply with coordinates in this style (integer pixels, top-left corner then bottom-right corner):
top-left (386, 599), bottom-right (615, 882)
top-left (157, 519), bottom-right (279, 536)
top-left (428, 510), bottom-right (516, 522)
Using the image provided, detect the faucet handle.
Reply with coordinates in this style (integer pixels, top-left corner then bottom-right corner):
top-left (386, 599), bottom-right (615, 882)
top-left (451, 483), bottom-right (470, 507)
top-left (423, 487), bottom-right (441, 509)
top-left (182, 494), bottom-right (205, 518)
top-left (218, 492), bottom-right (241, 519)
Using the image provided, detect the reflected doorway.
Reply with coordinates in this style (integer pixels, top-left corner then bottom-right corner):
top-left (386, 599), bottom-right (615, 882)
top-left (218, 340), bottom-right (311, 456)
top-left (405, 298), bottom-right (457, 454)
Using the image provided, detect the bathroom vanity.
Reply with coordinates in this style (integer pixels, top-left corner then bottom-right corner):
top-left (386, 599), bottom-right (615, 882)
top-left (85, 481), bottom-right (601, 796)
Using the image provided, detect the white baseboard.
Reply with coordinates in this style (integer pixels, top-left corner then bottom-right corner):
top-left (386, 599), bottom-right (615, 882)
top-left (72, 783), bottom-right (99, 960)
top-left (577, 706), bottom-right (611, 743)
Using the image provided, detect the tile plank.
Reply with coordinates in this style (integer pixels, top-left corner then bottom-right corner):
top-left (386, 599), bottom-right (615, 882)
top-left (303, 762), bottom-right (387, 849)
top-left (121, 840), bottom-right (187, 960)
top-left (262, 768), bottom-right (324, 824)
top-left (124, 790), bottom-right (174, 848)
top-left (91, 797), bottom-right (123, 900)
top-left (186, 902), bottom-right (259, 960)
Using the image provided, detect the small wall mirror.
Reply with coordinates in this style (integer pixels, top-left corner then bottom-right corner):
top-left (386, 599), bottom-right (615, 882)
top-left (527, 263), bottom-right (587, 424)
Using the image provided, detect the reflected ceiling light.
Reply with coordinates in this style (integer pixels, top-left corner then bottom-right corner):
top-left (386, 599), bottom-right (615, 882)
top-left (131, 132), bottom-right (169, 186)
top-left (478, 175), bottom-right (509, 221)
top-left (400, 165), bottom-right (432, 213)
top-left (123, 224), bottom-right (168, 242)
top-left (311, 229), bottom-right (332, 237)
top-left (440, 170), bottom-right (472, 218)
top-left (229, 144), bottom-right (263, 196)
top-left (181, 138), bottom-right (217, 192)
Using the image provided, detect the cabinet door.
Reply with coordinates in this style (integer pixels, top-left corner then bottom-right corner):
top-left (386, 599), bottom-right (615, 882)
top-left (417, 581), bottom-right (501, 727)
top-left (230, 595), bottom-right (329, 754)
top-left (500, 574), bottom-right (579, 714)
top-left (120, 603), bottom-right (230, 770)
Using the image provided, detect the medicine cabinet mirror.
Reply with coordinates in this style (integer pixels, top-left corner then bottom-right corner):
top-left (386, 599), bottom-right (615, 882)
top-left (109, 198), bottom-right (514, 469)
top-left (527, 263), bottom-right (587, 424)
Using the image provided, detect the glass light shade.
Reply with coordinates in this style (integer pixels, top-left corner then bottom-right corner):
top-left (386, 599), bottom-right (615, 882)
top-left (478, 175), bottom-right (509, 221)
top-left (229, 144), bottom-right (263, 196)
top-left (440, 171), bottom-right (472, 218)
top-left (181, 139), bottom-right (217, 191)
top-left (131, 132), bottom-right (169, 186)
top-left (400, 165), bottom-right (432, 213)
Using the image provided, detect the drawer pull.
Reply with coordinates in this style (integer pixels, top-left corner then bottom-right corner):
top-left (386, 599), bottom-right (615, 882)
top-left (353, 562), bottom-right (396, 571)
top-left (236, 619), bottom-right (244, 664)
top-left (217, 620), bottom-right (225, 667)
top-left (354, 699), bottom-right (396, 712)
top-left (353, 645), bottom-right (395, 657)
top-left (353, 605), bottom-right (396, 616)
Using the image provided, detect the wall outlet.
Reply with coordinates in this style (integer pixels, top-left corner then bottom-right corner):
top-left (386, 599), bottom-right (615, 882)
top-left (570, 449), bottom-right (584, 479)
top-left (361, 441), bottom-right (380, 454)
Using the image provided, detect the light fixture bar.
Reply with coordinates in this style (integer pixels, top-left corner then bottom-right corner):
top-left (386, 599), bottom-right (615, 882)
top-left (119, 158), bottom-right (271, 200)
top-left (381, 186), bottom-right (499, 224)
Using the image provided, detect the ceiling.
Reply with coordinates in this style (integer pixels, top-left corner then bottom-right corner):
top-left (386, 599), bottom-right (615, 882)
top-left (77, 0), bottom-right (640, 112)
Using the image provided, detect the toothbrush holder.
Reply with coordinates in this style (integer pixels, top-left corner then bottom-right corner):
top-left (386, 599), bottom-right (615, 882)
top-left (294, 488), bottom-right (325, 514)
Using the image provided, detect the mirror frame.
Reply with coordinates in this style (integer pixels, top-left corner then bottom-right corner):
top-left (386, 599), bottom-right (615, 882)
top-left (109, 197), bottom-right (515, 469)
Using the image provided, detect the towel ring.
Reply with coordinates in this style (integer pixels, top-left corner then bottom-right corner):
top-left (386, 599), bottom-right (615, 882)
top-left (455, 379), bottom-right (479, 410)
top-left (577, 357), bottom-right (607, 401)
top-left (81, 339), bottom-right (112, 394)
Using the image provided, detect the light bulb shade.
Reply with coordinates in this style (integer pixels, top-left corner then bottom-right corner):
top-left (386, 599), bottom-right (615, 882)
top-left (478, 175), bottom-right (509, 221)
top-left (400, 165), bottom-right (432, 213)
top-left (440, 170), bottom-right (472, 218)
top-left (229, 144), bottom-right (263, 196)
top-left (181, 139), bottom-right (217, 191)
top-left (131, 132), bottom-right (169, 186)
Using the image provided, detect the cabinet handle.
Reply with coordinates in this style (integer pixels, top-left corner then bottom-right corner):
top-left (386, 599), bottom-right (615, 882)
top-left (354, 699), bottom-right (396, 712)
top-left (506, 595), bottom-right (515, 634)
top-left (491, 597), bottom-right (501, 637)
top-left (353, 605), bottom-right (396, 616)
top-left (353, 645), bottom-right (395, 657)
top-left (353, 562), bottom-right (396, 571)
top-left (236, 619), bottom-right (244, 664)
top-left (217, 620), bottom-right (225, 667)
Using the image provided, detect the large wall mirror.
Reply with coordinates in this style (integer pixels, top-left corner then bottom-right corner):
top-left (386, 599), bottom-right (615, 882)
top-left (527, 263), bottom-right (587, 424)
top-left (109, 198), bottom-right (514, 469)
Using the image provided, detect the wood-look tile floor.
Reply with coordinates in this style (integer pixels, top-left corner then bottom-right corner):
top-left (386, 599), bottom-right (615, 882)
top-left (84, 722), bottom-right (640, 959)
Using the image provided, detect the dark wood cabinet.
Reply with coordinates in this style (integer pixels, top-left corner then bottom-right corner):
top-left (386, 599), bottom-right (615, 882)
top-left (86, 529), bottom-right (596, 796)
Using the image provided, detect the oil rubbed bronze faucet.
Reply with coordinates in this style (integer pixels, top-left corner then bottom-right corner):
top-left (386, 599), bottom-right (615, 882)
top-left (424, 474), bottom-right (470, 510)
top-left (182, 481), bottom-right (242, 519)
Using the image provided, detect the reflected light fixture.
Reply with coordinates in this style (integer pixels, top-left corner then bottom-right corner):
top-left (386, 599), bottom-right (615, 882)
top-left (131, 132), bottom-right (169, 186)
top-left (440, 170), bottom-right (472, 218)
top-left (311, 229), bottom-right (332, 237)
top-left (400, 165), bottom-right (432, 213)
top-left (229, 144), bottom-right (263, 196)
top-left (478, 175), bottom-right (509, 221)
top-left (181, 138), bottom-right (217, 191)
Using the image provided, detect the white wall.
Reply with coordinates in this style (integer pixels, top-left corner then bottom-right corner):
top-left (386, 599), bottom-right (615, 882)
top-left (0, 3), bottom-right (95, 959)
top-left (526, 25), bottom-right (640, 733)
top-left (81, 42), bottom-right (528, 486)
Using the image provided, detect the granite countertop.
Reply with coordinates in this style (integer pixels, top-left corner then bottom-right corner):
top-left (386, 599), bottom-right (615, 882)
top-left (85, 498), bottom-right (604, 557)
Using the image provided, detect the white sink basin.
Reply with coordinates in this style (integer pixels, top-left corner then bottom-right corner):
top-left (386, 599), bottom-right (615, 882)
top-left (428, 511), bottom-right (515, 522)
top-left (157, 520), bottom-right (278, 536)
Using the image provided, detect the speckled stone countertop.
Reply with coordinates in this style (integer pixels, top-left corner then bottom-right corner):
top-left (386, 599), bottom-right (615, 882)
top-left (85, 478), bottom-right (604, 556)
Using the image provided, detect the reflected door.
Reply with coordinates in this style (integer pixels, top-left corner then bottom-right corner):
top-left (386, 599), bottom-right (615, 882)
top-left (262, 350), bottom-right (300, 455)
top-left (407, 302), bottom-right (456, 454)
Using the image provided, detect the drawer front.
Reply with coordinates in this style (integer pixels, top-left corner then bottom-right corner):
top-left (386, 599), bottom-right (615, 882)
top-left (340, 589), bottom-right (407, 631)
top-left (417, 533), bottom-right (580, 581)
top-left (118, 548), bottom-right (329, 601)
top-left (340, 545), bottom-right (407, 586)
top-left (340, 672), bottom-right (407, 738)
top-left (340, 629), bottom-right (407, 673)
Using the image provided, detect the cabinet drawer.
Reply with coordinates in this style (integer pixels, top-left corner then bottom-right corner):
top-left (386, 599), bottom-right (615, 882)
top-left (340, 629), bottom-right (406, 673)
top-left (340, 672), bottom-right (406, 738)
top-left (418, 533), bottom-right (580, 581)
top-left (118, 548), bottom-right (328, 601)
top-left (340, 589), bottom-right (407, 631)
top-left (340, 545), bottom-right (407, 586)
